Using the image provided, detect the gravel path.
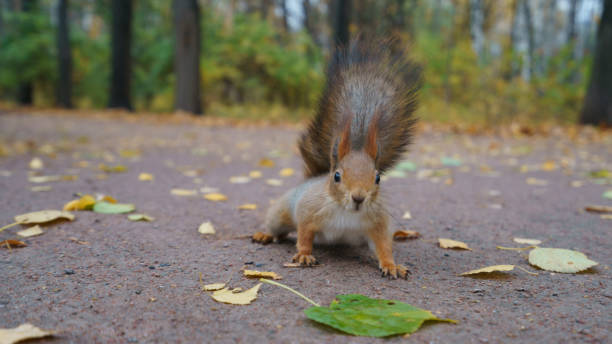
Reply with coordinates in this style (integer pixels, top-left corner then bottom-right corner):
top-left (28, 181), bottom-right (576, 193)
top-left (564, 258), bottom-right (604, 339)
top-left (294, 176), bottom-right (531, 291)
top-left (1, 112), bottom-right (610, 343)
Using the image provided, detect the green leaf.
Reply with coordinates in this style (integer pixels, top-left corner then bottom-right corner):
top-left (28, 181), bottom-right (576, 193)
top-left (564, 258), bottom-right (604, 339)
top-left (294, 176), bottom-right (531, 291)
top-left (528, 247), bottom-right (598, 273)
top-left (304, 294), bottom-right (455, 337)
top-left (588, 169), bottom-right (610, 179)
top-left (396, 161), bottom-right (417, 171)
top-left (602, 190), bottom-right (612, 200)
top-left (127, 214), bottom-right (154, 222)
top-left (93, 202), bottom-right (135, 214)
top-left (441, 157), bottom-right (462, 167)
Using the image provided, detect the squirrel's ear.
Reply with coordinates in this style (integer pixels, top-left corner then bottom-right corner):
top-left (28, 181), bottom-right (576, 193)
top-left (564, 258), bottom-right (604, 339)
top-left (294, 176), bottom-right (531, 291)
top-left (337, 118), bottom-right (351, 161)
top-left (365, 112), bottom-right (379, 160)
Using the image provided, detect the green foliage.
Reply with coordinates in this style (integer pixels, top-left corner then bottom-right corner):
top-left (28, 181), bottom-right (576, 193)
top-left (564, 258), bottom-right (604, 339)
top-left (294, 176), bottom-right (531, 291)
top-left (92, 201), bottom-right (135, 214)
top-left (304, 294), bottom-right (455, 337)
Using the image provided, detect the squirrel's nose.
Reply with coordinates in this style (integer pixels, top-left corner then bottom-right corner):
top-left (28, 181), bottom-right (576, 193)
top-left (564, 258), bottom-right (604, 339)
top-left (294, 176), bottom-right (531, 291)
top-left (352, 195), bottom-right (365, 205)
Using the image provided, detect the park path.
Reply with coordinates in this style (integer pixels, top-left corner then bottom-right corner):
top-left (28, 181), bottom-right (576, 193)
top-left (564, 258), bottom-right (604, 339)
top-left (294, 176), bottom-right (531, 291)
top-left (1, 111), bottom-right (610, 343)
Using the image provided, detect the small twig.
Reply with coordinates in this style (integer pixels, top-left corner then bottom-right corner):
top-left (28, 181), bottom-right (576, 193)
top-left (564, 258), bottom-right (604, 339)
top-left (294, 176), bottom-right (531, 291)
top-left (515, 266), bottom-right (539, 275)
top-left (0, 222), bottom-right (19, 233)
top-left (496, 245), bottom-right (538, 251)
top-left (259, 278), bottom-right (320, 307)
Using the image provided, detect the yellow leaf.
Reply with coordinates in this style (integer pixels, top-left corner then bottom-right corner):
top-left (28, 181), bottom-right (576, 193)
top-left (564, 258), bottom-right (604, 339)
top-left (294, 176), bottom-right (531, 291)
top-left (171, 188), bottom-right (198, 196)
top-left (229, 176), bottom-right (250, 184)
top-left (203, 283), bottom-right (226, 291)
top-left (101, 195), bottom-right (117, 203)
top-left (460, 265), bottom-right (515, 276)
top-left (210, 283), bottom-right (261, 305)
top-left (249, 170), bottom-right (262, 178)
top-left (30, 185), bottom-right (52, 192)
top-left (29, 157), bottom-right (44, 170)
top-left (513, 237), bottom-right (542, 245)
top-left (438, 238), bottom-right (472, 250)
top-left (266, 179), bottom-right (283, 186)
top-left (243, 270), bottom-right (282, 280)
top-left (204, 193), bottom-right (228, 202)
top-left (98, 164), bottom-right (127, 173)
top-left (138, 173), bottom-right (154, 181)
top-left (541, 160), bottom-right (557, 171)
top-left (0, 323), bottom-right (54, 344)
top-left (279, 168), bottom-right (294, 177)
top-left (198, 221), bottom-right (215, 234)
top-left (238, 203), bottom-right (257, 210)
top-left (526, 177), bottom-right (548, 186)
top-left (258, 158), bottom-right (275, 168)
top-left (28, 175), bottom-right (60, 183)
top-left (15, 210), bottom-right (74, 224)
top-left (393, 230), bottom-right (420, 241)
top-left (17, 225), bottom-right (44, 238)
top-left (601, 214), bottom-right (612, 220)
top-left (63, 194), bottom-right (96, 211)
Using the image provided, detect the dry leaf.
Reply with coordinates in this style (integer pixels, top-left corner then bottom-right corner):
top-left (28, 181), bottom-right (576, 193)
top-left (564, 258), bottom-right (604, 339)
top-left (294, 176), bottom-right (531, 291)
top-left (29, 157), bottom-right (44, 170)
top-left (266, 179), bottom-right (283, 186)
top-left (243, 270), bottom-right (282, 280)
top-left (68, 237), bottom-right (90, 245)
top-left (199, 186), bottom-right (218, 193)
top-left (63, 194), bottom-right (96, 211)
top-left (249, 170), bottom-right (262, 178)
top-left (393, 230), bottom-right (420, 241)
top-left (198, 221), bottom-right (215, 235)
top-left (15, 210), bottom-right (74, 224)
top-left (171, 188), bottom-right (198, 196)
top-left (513, 237), bottom-right (542, 245)
top-left (528, 247), bottom-right (598, 273)
top-left (0, 323), bottom-right (54, 344)
top-left (128, 214), bottom-right (155, 222)
top-left (460, 265), bottom-right (515, 276)
top-left (28, 175), bottom-right (60, 183)
top-left (203, 283), bottom-right (226, 291)
top-left (238, 203), bottom-right (257, 210)
top-left (30, 185), bottom-right (52, 192)
top-left (526, 177), bottom-right (548, 186)
top-left (402, 211), bottom-right (412, 219)
top-left (204, 193), bottom-right (228, 202)
top-left (540, 160), bottom-right (557, 171)
top-left (229, 176), bottom-right (250, 184)
top-left (601, 214), bottom-right (612, 220)
top-left (210, 283), bottom-right (261, 305)
top-left (138, 173), bottom-right (154, 181)
top-left (279, 168), bottom-right (294, 177)
top-left (17, 225), bottom-right (43, 238)
top-left (0, 240), bottom-right (27, 248)
top-left (258, 158), bottom-right (275, 168)
top-left (438, 238), bottom-right (472, 250)
top-left (584, 205), bottom-right (612, 213)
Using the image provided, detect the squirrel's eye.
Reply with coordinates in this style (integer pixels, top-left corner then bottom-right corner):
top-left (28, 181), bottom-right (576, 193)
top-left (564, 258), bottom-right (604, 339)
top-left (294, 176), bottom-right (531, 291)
top-left (375, 173), bottom-right (380, 184)
top-left (334, 171), bottom-right (341, 183)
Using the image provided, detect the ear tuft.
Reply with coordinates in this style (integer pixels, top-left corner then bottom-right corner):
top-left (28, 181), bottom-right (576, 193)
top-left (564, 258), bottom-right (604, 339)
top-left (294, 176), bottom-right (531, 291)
top-left (365, 111), bottom-right (379, 160)
top-left (337, 118), bottom-right (351, 160)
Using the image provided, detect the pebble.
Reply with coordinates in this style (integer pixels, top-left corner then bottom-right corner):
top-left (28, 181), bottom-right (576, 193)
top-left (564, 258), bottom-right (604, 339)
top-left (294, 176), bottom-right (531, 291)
top-left (149, 266), bottom-right (156, 270)
top-left (64, 269), bottom-right (75, 275)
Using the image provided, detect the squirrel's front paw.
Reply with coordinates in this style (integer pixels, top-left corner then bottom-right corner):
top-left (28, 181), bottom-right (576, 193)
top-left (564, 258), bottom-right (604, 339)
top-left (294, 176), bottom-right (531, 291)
top-left (252, 232), bottom-right (274, 244)
top-left (292, 253), bottom-right (317, 266)
top-left (380, 263), bottom-right (409, 279)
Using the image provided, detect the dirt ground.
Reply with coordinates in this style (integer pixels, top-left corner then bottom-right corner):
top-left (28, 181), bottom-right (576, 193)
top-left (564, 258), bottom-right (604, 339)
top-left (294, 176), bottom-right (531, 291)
top-left (1, 111), bottom-right (610, 343)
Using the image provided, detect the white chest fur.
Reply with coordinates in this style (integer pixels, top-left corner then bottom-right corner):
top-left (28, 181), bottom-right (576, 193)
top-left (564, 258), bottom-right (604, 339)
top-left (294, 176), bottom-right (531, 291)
top-left (316, 207), bottom-right (371, 245)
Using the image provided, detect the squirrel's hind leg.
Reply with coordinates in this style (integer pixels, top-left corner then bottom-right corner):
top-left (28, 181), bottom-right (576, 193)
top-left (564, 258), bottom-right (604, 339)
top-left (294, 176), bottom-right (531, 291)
top-left (252, 198), bottom-right (295, 244)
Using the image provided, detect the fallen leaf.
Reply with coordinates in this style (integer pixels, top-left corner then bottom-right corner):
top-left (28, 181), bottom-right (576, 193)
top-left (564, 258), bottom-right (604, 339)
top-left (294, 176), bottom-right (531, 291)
top-left (30, 185), bottom-right (52, 192)
top-left (441, 157), bottom-right (462, 167)
top-left (238, 203), bottom-right (257, 210)
top-left (0, 323), bottom-right (54, 343)
top-left (198, 221), bottom-right (215, 234)
top-left (15, 210), bottom-right (74, 224)
top-left (204, 193), bottom-right (228, 202)
top-left (99, 195), bottom-right (117, 203)
top-left (571, 180), bottom-right (584, 188)
top-left (526, 177), bottom-right (548, 186)
top-left (63, 194), bottom-right (96, 211)
top-left (387, 170), bottom-right (407, 178)
top-left (171, 188), bottom-right (198, 196)
top-left (258, 158), bottom-right (275, 168)
top-left (402, 211), bottom-right (412, 219)
top-left (540, 160), bottom-right (557, 171)
top-left (203, 283), bottom-right (226, 291)
top-left (199, 186), bottom-right (219, 193)
top-left (585, 205), bottom-right (612, 213)
top-left (0, 239), bottom-right (27, 248)
top-left (68, 237), bottom-right (90, 245)
top-left (210, 283), bottom-right (261, 305)
top-left (29, 157), bottom-right (44, 170)
top-left (601, 214), bottom-right (612, 220)
top-left (92, 202), bottom-right (135, 214)
top-left (229, 176), bottom-right (250, 184)
top-left (438, 238), bottom-right (472, 250)
top-left (513, 237), bottom-right (542, 245)
top-left (304, 294), bottom-right (455, 337)
top-left (249, 170), bottom-right (262, 178)
top-left (243, 270), bottom-right (282, 280)
top-left (28, 175), bottom-right (61, 183)
top-left (528, 247), bottom-right (598, 273)
top-left (17, 225), bottom-right (43, 238)
top-left (396, 161), bottom-right (417, 171)
top-left (128, 214), bottom-right (155, 222)
top-left (393, 230), bottom-right (420, 241)
top-left (266, 179), bottom-right (283, 186)
top-left (602, 190), bottom-right (612, 200)
top-left (99, 164), bottom-right (127, 173)
top-left (460, 265), bottom-right (515, 276)
top-left (138, 173), bottom-right (154, 181)
top-left (588, 169), bottom-right (610, 179)
top-left (279, 168), bottom-right (294, 177)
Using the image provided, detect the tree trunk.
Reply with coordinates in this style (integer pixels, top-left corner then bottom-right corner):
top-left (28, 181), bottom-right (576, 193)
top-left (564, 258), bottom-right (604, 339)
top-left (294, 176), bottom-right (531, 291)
top-left (565, 0), bottom-right (579, 83)
top-left (580, 0), bottom-right (612, 126)
top-left (469, 0), bottom-right (485, 64)
top-left (56, 0), bottom-right (72, 108)
top-left (173, 0), bottom-right (201, 115)
top-left (521, 0), bottom-right (535, 81)
top-left (280, 0), bottom-right (289, 32)
top-left (331, 0), bottom-right (350, 46)
top-left (16, 0), bottom-right (36, 105)
top-left (108, 0), bottom-right (132, 110)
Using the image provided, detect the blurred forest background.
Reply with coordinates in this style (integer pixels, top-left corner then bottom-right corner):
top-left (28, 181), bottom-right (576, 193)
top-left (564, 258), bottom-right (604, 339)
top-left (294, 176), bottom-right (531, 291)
top-left (0, 0), bottom-right (610, 125)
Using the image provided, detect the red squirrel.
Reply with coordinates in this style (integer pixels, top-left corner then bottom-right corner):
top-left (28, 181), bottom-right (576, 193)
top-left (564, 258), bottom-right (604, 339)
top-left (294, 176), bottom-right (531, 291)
top-left (253, 37), bottom-right (420, 279)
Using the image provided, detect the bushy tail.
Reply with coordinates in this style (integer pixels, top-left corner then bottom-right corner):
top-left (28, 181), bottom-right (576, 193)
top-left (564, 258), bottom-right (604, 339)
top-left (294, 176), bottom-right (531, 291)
top-left (299, 37), bottom-right (421, 178)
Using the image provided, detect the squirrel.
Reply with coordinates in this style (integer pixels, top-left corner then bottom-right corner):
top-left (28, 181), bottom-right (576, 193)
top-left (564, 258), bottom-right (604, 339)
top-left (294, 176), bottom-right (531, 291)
top-left (252, 37), bottom-right (420, 279)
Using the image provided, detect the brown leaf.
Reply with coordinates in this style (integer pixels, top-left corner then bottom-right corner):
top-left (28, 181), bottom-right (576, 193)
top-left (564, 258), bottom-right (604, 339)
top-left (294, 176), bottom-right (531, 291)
top-left (243, 269), bottom-right (282, 280)
top-left (393, 230), bottom-right (420, 241)
top-left (0, 240), bottom-right (27, 248)
top-left (585, 205), bottom-right (612, 214)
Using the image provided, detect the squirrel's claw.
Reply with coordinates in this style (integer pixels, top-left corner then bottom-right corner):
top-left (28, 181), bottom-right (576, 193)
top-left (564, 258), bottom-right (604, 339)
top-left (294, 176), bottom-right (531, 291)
top-left (292, 253), bottom-right (317, 266)
top-left (380, 264), bottom-right (409, 280)
top-left (252, 232), bottom-right (274, 245)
